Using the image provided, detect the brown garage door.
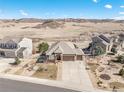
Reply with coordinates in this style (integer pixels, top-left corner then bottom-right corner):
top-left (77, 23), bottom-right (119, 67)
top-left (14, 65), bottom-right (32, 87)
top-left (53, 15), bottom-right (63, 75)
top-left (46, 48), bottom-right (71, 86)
top-left (63, 55), bottom-right (75, 61)
top-left (77, 55), bottom-right (83, 60)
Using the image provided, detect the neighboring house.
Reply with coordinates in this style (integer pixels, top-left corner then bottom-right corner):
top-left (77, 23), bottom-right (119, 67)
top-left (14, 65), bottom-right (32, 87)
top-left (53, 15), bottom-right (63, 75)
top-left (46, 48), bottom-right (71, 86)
top-left (118, 34), bottom-right (124, 49)
top-left (46, 41), bottom-right (84, 62)
top-left (0, 37), bottom-right (32, 58)
top-left (112, 34), bottom-right (124, 55)
top-left (91, 34), bottom-right (114, 53)
top-left (88, 34), bottom-right (124, 55)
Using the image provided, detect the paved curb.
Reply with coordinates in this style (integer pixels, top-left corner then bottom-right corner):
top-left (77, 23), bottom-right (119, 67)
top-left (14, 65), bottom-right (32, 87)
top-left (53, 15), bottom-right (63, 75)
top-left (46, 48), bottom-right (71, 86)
top-left (0, 74), bottom-right (85, 91)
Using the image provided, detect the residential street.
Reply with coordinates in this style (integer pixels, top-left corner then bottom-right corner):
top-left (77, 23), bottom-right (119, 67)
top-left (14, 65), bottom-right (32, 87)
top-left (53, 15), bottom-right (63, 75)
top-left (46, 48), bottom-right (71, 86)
top-left (0, 78), bottom-right (77, 92)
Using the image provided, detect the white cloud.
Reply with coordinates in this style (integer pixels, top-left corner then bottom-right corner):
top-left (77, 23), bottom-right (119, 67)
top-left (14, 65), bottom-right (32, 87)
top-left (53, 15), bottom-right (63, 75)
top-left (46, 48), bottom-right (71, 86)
top-left (104, 4), bottom-right (112, 9)
top-left (119, 12), bottom-right (124, 15)
top-left (113, 16), bottom-right (124, 20)
top-left (120, 6), bottom-right (124, 8)
top-left (19, 10), bottom-right (28, 16)
top-left (92, 0), bottom-right (98, 3)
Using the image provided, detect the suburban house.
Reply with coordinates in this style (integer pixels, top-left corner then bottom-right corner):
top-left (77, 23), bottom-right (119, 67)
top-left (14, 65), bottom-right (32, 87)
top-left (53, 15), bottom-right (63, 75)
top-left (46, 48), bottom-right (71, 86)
top-left (91, 34), bottom-right (114, 53)
top-left (117, 34), bottom-right (124, 49)
top-left (89, 34), bottom-right (124, 55)
top-left (0, 37), bottom-right (32, 58)
top-left (112, 34), bottom-right (124, 54)
top-left (46, 41), bottom-right (84, 62)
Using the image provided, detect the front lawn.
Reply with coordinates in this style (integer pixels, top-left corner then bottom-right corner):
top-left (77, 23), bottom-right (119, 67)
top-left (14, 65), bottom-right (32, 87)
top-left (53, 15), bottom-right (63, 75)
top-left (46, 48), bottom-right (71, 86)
top-left (32, 63), bottom-right (57, 80)
top-left (14, 68), bottom-right (24, 75)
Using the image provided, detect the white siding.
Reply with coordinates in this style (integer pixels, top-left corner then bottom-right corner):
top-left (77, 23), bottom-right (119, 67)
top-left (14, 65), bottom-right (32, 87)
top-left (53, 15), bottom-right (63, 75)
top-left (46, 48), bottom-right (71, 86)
top-left (22, 48), bottom-right (29, 58)
top-left (18, 38), bottom-right (32, 58)
top-left (49, 55), bottom-right (55, 60)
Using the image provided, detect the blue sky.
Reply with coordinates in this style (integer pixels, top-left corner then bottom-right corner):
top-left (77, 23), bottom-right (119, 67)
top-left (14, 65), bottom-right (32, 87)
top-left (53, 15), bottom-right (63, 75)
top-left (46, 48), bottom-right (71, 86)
top-left (0, 0), bottom-right (124, 19)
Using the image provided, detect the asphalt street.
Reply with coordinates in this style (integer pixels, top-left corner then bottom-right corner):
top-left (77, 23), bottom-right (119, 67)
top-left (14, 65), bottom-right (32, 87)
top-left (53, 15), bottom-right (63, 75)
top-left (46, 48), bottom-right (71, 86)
top-left (0, 78), bottom-right (78, 92)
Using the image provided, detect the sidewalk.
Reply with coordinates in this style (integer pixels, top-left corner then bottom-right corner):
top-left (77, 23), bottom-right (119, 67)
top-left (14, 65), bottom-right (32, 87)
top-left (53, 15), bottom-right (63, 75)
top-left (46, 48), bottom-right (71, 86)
top-left (0, 74), bottom-right (83, 91)
top-left (0, 73), bottom-right (104, 92)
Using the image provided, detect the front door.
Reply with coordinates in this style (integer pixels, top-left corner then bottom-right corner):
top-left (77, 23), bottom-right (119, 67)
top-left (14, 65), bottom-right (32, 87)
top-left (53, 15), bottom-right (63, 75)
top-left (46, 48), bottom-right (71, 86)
top-left (0, 51), bottom-right (5, 57)
top-left (56, 54), bottom-right (61, 61)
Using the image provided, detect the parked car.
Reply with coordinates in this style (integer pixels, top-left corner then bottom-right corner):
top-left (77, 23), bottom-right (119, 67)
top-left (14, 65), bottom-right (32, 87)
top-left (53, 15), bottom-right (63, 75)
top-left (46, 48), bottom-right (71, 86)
top-left (36, 54), bottom-right (47, 63)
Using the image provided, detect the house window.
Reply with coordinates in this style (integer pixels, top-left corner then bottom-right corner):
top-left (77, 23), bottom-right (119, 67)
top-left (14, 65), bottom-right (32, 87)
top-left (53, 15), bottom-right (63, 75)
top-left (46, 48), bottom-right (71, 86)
top-left (0, 51), bottom-right (5, 56)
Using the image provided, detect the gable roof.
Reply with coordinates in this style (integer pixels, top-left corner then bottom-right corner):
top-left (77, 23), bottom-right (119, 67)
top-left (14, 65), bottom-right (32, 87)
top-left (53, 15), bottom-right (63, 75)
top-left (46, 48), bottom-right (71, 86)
top-left (99, 34), bottom-right (110, 43)
top-left (46, 41), bottom-right (83, 55)
top-left (92, 34), bottom-right (112, 45)
top-left (0, 37), bottom-right (23, 44)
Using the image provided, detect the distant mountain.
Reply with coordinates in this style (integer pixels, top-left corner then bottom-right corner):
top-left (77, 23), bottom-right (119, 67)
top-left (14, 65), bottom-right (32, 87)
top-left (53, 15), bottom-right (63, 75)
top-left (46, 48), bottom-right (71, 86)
top-left (32, 20), bottom-right (64, 29)
top-left (16, 18), bottom-right (44, 23)
top-left (0, 18), bottom-right (44, 23)
top-left (0, 18), bottom-right (124, 23)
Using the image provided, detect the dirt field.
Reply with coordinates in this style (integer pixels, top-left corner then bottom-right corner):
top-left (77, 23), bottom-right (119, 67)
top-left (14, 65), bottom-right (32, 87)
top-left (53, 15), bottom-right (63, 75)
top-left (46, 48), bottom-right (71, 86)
top-left (32, 63), bottom-right (58, 80)
top-left (0, 20), bottom-right (124, 41)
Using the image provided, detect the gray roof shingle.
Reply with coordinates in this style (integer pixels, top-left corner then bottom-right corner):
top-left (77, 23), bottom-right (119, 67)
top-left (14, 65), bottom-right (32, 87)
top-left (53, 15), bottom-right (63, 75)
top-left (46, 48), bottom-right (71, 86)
top-left (0, 37), bottom-right (23, 44)
top-left (46, 41), bottom-right (83, 55)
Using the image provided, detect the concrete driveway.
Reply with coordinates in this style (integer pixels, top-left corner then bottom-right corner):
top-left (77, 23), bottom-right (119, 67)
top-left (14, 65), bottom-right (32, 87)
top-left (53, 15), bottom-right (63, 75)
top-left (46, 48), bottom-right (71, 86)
top-left (0, 58), bottom-right (14, 72)
top-left (62, 61), bottom-right (94, 91)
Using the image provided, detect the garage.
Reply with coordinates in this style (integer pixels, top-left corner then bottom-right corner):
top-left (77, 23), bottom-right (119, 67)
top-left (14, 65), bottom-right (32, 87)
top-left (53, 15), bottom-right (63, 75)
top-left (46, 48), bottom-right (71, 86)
top-left (63, 55), bottom-right (75, 61)
top-left (46, 41), bottom-right (84, 62)
top-left (77, 55), bottom-right (83, 60)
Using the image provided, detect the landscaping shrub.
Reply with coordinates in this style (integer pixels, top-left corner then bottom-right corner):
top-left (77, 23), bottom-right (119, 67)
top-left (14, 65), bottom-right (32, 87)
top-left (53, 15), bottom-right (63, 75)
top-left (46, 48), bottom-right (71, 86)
top-left (119, 68), bottom-right (124, 77)
top-left (37, 42), bottom-right (49, 53)
top-left (37, 67), bottom-right (44, 72)
top-left (116, 55), bottom-right (124, 64)
top-left (10, 57), bottom-right (21, 65)
top-left (92, 46), bottom-right (105, 56)
top-left (97, 80), bottom-right (103, 87)
top-left (111, 47), bottom-right (117, 54)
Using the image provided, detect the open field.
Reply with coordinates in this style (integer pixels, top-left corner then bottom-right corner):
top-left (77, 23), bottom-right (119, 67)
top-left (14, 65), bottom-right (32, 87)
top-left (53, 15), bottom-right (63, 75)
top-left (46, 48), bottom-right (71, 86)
top-left (0, 19), bottom-right (124, 42)
top-left (2, 19), bottom-right (124, 52)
